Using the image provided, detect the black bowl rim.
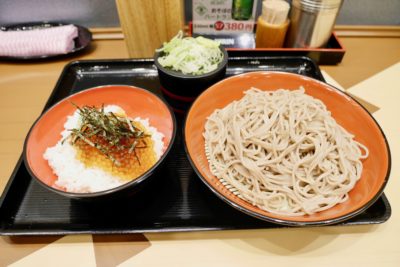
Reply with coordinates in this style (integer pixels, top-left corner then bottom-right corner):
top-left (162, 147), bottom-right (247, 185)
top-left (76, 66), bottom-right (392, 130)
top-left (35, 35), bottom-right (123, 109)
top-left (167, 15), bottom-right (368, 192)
top-left (183, 71), bottom-right (392, 226)
top-left (23, 84), bottom-right (177, 199)
top-left (0, 21), bottom-right (92, 60)
top-left (154, 44), bottom-right (228, 79)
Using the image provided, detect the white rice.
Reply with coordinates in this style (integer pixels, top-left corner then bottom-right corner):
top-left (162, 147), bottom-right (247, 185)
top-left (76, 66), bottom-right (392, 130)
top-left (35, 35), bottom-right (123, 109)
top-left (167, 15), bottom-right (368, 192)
top-left (43, 105), bottom-right (165, 193)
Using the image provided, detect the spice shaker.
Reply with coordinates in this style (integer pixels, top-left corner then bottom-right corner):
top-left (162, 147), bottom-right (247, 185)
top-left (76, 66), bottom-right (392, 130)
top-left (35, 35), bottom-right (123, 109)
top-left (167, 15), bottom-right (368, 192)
top-left (285, 0), bottom-right (343, 48)
top-left (255, 0), bottom-right (290, 48)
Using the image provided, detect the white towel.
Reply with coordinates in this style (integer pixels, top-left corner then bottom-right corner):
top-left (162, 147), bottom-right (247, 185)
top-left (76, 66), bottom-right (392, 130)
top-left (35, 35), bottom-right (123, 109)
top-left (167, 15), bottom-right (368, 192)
top-left (0, 24), bottom-right (78, 57)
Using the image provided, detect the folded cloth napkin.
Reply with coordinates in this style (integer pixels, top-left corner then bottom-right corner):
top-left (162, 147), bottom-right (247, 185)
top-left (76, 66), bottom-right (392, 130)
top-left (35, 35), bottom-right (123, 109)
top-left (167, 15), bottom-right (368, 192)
top-left (0, 24), bottom-right (78, 57)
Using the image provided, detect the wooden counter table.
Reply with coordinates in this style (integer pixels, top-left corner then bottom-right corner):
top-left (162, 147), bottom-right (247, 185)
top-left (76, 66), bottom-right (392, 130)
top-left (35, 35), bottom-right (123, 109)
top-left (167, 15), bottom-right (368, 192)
top-left (1, 35), bottom-right (399, 266)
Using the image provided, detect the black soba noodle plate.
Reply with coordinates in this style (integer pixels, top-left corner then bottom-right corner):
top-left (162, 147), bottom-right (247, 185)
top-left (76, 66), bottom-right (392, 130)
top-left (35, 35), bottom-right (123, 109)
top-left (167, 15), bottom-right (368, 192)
top-left (0, 54), bottom-right (391, 235)
top-left (0, 22), bottom-right (92, 60)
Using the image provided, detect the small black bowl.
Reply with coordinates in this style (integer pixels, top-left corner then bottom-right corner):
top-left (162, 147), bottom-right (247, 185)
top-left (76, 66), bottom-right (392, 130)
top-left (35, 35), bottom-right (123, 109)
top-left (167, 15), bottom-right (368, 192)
top-left (154, 46), bottom-right (228, 99)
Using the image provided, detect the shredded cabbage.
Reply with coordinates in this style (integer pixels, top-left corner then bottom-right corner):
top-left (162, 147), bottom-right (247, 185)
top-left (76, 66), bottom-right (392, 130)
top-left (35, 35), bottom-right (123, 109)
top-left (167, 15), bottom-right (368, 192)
top-left (156, 31), bottom-right (224, 75)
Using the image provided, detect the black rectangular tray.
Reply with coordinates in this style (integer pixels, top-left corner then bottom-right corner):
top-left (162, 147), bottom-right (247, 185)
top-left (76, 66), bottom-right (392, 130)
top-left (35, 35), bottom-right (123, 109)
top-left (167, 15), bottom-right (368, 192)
top-left (0, 54), bottom-right (391, 235)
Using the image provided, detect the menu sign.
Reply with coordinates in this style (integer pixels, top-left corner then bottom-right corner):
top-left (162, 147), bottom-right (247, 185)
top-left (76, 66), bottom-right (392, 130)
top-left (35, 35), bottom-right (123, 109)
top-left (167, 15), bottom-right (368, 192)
top-left (192, 0), bottom-right (259, 35)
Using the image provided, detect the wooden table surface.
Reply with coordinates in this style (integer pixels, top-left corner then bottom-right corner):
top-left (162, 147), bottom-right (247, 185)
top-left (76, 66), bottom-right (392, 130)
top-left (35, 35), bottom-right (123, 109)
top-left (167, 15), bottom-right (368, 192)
top-left (0, 36), bottom-right (400, 266)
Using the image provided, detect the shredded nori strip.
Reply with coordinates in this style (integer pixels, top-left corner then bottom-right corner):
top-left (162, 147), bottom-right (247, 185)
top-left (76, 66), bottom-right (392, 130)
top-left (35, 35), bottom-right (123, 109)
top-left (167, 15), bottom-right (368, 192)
top-left (63, 103), bottom-right (150, 166)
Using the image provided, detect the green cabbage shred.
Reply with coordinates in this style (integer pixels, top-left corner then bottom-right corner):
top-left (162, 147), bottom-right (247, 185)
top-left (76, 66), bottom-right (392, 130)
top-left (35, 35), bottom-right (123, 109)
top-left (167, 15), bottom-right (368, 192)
top-left (156, 31), bottom-right (224, 75)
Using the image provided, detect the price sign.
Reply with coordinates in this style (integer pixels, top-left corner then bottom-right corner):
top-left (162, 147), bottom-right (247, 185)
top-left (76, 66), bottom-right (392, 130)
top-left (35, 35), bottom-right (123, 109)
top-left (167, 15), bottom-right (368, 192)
top-left (192, 0), bottom-right (259, 35)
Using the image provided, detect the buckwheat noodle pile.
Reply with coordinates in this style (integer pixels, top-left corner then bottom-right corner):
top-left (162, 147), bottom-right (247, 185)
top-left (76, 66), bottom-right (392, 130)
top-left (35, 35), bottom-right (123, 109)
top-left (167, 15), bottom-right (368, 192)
top-left (204, 88), bottom-right (369, 216)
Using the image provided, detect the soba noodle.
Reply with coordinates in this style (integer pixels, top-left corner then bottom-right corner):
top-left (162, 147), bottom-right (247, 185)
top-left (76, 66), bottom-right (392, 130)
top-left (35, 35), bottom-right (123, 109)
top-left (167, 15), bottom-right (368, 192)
top-left (204, 88), bottom-right (369, 216)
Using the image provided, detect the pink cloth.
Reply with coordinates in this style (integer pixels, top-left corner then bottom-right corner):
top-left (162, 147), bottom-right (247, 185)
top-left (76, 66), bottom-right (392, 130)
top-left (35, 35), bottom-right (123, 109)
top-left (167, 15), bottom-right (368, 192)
top-left (0, 25), bottom-right (78, 57)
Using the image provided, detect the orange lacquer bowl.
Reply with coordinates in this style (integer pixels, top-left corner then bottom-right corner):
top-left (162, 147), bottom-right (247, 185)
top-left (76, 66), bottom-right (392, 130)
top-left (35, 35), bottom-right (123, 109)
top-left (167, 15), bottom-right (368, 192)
top-left (184, 71), bottom-right (391, 226)
top-left (24, 85), bottom-right (176, 199)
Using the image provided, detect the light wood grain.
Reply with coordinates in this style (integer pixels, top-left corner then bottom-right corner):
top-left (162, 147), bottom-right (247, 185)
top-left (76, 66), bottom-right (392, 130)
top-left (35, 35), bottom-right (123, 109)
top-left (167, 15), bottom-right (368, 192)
top-left (164, 0), bottom-right (185, 39)
top-left (0, 37), bottom-right (400, 267)
top-left (115, 0), bottom-right (184, 58)
top-left (1, 37), bottom-right (400, 194)
top-left (88, 25), bottom-right (400, 41)
top-left (335, 25), bottom-right (400, 37)
top-left (322, 37), bottom-right (400, 88)
top-left (0, 39), bottom-right (129, 193)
